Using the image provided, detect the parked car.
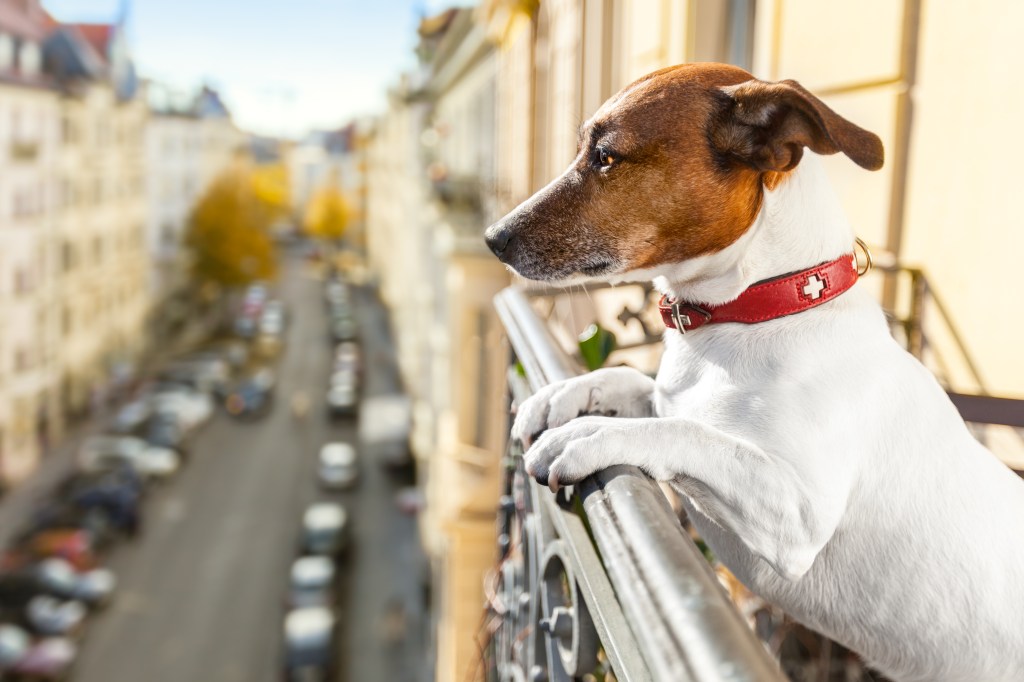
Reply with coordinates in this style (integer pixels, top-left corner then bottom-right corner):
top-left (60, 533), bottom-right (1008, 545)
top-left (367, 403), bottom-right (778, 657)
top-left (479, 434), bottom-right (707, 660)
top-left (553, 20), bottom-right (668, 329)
top-left (200, 340), bottom-right (249, 370)
top-left (260, 300), bottom-right (287, 337)
top-left (9, 635), bottom-right (76, 681)
top-left (287, 557), bottom-right (337, 609)
top-left (325, 384), bottom-right (357, 419)
top-left (148, 387), bottom-right (214, 432)
top-left (0, 559), bottom-right (114, 612)
top-left (317, 443), bottom-right (358, 491)
top-left (329, 313), bottom-right (357, 343)
top-left (300, 504), bottom-right (348, 557)
top-left (328, 368), bottom-right (356, 390)
top-left (59, 467), bottom-right (143, 536)
top-left (224, 370), bottom-right (275, 420)
top-left (0, 577), bottom-right (85, 638)
top-left (35, 559), bottom-right (116, 609)
top-left (24, 596), bottom-right (86, 637)
top-left (234, 315), bottom-right (257, 339)
top-left (78, 436), bottom-right (180, 481)
top-left (159, 356), bottom-right (229, 394)
top-left (324, 280), bottom-right (349, 308)
top-left (0, 623), bottom-right (28, 670)
top-left (109, 400), bottom-right (151, 435)
top-left (333, 342), bottom-right (361, 376)
top-left (21, 531), bottom-right (98, 571)
top-left (144, 412), bottom-right (188, 457)
top-left (282, 607), bottom-right (337, 682)
top-left (27, 505), bottom-right (117, 551)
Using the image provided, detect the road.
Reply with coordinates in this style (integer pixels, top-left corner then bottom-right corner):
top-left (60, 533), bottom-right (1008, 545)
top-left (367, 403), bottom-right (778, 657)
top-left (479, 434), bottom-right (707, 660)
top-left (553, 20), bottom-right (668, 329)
top-left (72, 254), bottom-right (427, 682)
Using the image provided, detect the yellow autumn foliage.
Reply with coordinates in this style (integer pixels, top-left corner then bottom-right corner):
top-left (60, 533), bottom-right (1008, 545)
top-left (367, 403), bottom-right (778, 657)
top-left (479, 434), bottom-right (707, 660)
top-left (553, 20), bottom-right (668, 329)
top-left (186, 162), bottom-right (278, 287)
top-left (250, 162), bottom-right (291, 219)
top-left (303, 184), bottom-right (351, 241)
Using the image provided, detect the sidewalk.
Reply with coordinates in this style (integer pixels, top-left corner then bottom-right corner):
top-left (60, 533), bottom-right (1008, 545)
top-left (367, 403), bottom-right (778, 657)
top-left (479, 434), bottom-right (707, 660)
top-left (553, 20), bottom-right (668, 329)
top-left (0, 417), bottom-right (100, 549)
top-left (0, 307), bottom-right (222, 549)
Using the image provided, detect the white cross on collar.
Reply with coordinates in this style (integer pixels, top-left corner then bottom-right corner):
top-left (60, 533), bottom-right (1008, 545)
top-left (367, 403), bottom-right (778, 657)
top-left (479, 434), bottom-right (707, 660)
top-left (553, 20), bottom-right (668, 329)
top-left (802, 274), bottom-right (826, 300)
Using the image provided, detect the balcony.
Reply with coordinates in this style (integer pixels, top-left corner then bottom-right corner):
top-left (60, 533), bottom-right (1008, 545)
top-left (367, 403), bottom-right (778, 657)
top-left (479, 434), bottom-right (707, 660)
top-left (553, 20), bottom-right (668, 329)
top-left (490, 287), bottom-right (785, 681)
top-left (489, 267), bottom-right (1023, 680)
top-left (10, 140), bottom-right (40, 162)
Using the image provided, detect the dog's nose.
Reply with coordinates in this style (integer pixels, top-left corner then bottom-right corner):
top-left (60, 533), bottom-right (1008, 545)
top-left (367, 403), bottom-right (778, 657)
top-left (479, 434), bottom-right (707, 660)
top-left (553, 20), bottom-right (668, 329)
top-left (485, 224), bottom-right (514, 257)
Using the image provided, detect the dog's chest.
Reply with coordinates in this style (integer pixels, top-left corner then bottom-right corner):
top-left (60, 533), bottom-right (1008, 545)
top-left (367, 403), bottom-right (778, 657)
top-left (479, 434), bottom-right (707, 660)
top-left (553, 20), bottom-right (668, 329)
top-left (653, 336), bottom-right (757, 425)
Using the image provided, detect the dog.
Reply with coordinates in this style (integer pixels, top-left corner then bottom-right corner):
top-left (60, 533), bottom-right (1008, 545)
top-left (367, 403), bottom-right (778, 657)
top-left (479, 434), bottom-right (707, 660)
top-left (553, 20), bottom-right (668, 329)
top-left (484, 63), bottom-right (1024, 681)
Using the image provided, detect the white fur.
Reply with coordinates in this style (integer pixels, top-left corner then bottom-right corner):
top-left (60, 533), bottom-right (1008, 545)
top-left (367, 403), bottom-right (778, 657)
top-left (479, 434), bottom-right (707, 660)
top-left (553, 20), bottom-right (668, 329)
top-left (513, 154), bottom-right (1024, 681)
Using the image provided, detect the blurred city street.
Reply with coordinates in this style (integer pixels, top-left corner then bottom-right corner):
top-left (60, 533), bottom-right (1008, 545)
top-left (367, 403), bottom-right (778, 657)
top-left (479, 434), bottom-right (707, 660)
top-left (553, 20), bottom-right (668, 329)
top-left (64, 253), bottom-right (426, 682)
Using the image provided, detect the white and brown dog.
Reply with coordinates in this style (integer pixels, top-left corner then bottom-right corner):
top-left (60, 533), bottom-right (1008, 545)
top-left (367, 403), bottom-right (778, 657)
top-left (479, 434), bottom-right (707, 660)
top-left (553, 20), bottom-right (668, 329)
top-left (485, 63), bottom-right (1024, 681)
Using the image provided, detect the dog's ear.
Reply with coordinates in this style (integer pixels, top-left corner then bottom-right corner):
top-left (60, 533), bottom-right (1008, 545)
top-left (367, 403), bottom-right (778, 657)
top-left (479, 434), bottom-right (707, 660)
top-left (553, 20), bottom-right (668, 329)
top-left (711, 79), bottom-right (884, 172)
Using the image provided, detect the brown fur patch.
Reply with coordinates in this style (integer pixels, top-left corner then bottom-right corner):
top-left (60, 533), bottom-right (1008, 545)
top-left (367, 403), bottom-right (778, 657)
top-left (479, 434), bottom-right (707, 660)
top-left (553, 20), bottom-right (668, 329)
top-left (484, 63), bottom-right (883, 281)
top-left (762, 171), bottom-right (791, 191)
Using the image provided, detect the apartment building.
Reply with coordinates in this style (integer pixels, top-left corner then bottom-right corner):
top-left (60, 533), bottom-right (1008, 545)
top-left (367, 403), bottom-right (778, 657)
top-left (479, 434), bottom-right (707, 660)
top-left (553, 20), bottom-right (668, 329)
top-left (146, 84), bottom-right (240, 305)
top-left (365, 9), bottom-right (512, 679)
top-left (0, 0), bottom-right (62, 481)
top-left (0, 0), bottom-right (154, 481)
top-left (47, 19), bottom-right (149, 419)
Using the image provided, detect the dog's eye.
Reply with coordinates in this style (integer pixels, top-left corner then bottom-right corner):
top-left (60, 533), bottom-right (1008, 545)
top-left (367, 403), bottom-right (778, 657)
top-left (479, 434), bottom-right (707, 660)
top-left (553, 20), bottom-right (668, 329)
top-left (594, 148), bottom-right (616, 169)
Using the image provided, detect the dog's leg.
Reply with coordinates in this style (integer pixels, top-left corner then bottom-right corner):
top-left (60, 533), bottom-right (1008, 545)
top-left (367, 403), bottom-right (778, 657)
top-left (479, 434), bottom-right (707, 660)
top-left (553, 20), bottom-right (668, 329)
top-left (523, 415), bottom-right (849, 581)
top-left (512, 367), bottom-right (655, 447)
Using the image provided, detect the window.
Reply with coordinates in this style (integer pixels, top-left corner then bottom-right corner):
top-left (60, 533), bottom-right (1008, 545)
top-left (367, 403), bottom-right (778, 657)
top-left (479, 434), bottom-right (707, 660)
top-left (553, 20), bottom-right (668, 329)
top-left (161, 223), bottom-right (176, 250)
top-left (0, 34), bottom-right (13, 71)
top-left (690, 0), bottom-right (757, 71)
top-left (13, 267), bottom-right (33, 295)
top-left (19, 41), bottom-right (40, 76)
top-left (14, 347), bottom-right (31, 372)
top-left (62, 242), bottom-right (74, 272)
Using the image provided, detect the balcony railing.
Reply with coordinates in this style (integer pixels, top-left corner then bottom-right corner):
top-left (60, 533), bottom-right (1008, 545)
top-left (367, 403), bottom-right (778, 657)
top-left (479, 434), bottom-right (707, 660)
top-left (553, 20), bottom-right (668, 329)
top-left (489, 287), bottom-right (785, 682)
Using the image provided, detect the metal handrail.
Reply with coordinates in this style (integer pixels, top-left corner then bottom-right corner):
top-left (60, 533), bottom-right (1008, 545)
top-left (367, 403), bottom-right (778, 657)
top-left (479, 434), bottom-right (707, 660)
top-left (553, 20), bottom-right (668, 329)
top-left (494, 287), bottom-right (785, 682)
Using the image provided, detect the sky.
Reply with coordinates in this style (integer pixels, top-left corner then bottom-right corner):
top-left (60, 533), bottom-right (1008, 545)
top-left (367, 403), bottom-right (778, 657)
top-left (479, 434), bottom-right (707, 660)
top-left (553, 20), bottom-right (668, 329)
top-left (44, 0), bottom-right (473, 138)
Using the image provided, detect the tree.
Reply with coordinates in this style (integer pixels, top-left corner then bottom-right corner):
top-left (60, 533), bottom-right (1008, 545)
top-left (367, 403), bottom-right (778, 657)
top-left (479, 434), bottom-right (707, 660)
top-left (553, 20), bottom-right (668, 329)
top-left (250, 162), bottom-right (291, 221)
top-left (303, 182), bottom-right (351, 242)
top-left (185, 161), bottom-right (278, 288)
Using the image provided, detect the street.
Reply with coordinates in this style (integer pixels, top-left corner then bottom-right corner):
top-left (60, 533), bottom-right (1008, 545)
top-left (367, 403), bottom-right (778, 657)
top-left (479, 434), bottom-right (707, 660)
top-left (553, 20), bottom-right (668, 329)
top-left (70, 254), bottom-right (427, 682)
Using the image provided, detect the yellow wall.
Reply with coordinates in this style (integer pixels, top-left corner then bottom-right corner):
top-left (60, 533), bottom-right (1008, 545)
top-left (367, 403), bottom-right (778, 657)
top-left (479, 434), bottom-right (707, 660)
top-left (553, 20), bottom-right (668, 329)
top-left (900, 0), bottom-right (1024, 396)
top-left (754, 0), bottom-right (1023, 396)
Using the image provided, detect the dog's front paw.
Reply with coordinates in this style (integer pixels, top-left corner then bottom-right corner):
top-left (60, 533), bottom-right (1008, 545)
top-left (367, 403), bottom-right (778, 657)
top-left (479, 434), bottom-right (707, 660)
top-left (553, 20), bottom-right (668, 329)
top-left (523, 416), bottom-right (627, 492)
top-left (511, 368), bottom-right (654, 447)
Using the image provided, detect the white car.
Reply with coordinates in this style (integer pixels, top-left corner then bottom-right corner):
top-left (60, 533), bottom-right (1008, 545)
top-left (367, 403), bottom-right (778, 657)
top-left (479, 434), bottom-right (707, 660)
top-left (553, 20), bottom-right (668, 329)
top-left (36, 559), bottom-right (116, 608)
top-left (288, 557), bottom-right (337, 609)
top-left (317, 443), bottom-right (358, 490)
top-left (26, 596), bottom-right (86, 637)
top-left (333, 342), bottom-right (360, 373)
top-left (326, 384), bottom-right (357, 418)
top-left (283, 607), bottom-right (336, 681)
top-left (301, 503), bottom-right (348, 556)
top-left (150, 389), bottom-right (213, 432)
top-left (78, 436), bottom-right (180, 480)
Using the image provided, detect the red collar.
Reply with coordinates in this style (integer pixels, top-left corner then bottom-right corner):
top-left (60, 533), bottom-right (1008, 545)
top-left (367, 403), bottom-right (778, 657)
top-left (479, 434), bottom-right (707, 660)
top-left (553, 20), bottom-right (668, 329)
top-left (658, 254), bottom-right (858, 333)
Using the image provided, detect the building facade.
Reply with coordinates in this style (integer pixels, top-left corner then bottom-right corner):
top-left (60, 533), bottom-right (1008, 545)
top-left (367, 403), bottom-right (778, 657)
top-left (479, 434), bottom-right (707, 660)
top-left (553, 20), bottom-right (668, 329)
top-left (146, 85), bottom-right (240, 303)
top-left (366, 1), bottom-right (1024, 679)
top-left (0, 0), bottom-right (154, 481)
top-left (365, 9), bottom-right (512, 680)
top-left (0, 0), bottom-right (62, 481)
top-left (48, 19), bottom-right (149, 420)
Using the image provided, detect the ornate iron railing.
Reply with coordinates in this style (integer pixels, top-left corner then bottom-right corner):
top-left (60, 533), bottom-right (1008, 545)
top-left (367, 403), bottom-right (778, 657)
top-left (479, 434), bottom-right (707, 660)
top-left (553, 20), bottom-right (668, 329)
top-left (488, 287), bottom-right (785, 682)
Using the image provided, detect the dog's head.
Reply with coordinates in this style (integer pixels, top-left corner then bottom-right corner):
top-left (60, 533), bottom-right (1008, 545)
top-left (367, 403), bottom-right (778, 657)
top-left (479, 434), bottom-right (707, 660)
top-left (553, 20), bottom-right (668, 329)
top-left (485, 63), bottom-right (883, 282)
